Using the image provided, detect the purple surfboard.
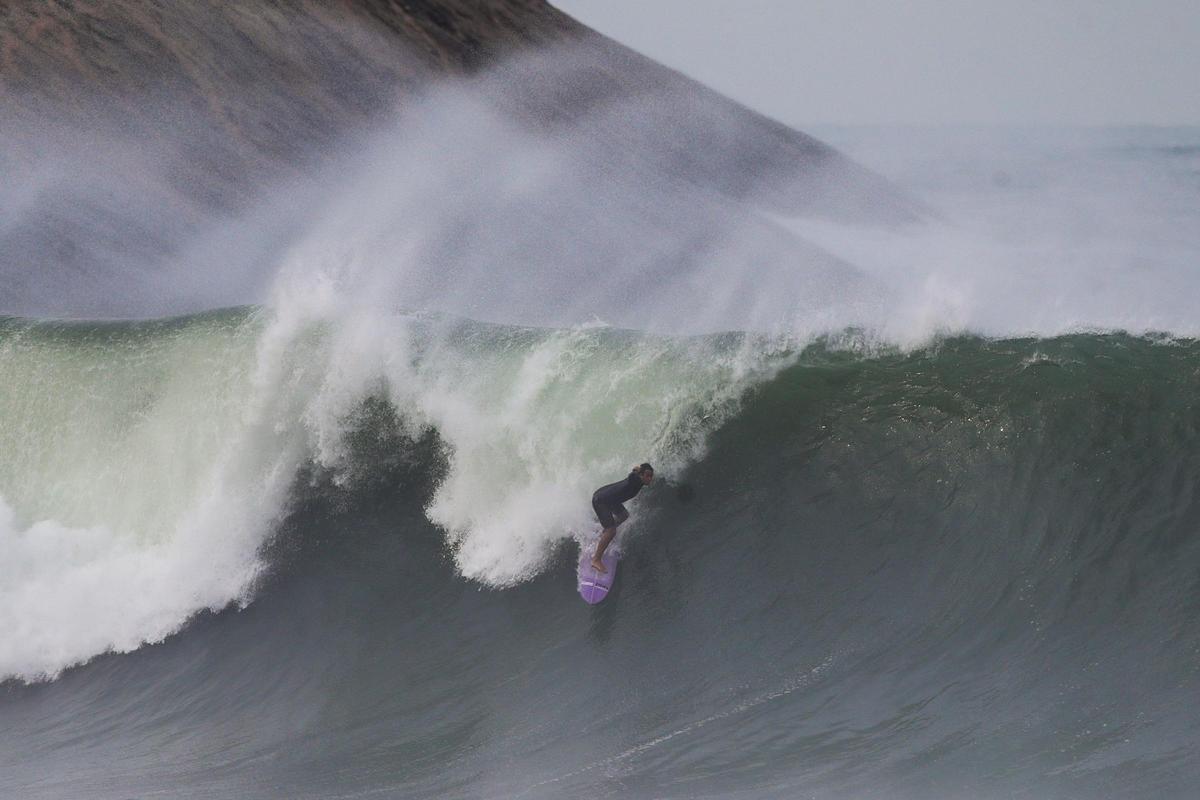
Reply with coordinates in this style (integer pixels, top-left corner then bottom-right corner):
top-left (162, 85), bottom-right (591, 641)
top-left (577, 546), bottom-right (619, 604)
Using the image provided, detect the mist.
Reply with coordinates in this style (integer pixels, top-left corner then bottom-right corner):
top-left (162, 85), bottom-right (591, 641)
top-left (8, 42), bottom-right (1195, 351)
top-left (798, 126), bottom-right (1200, 342)
top-left (260, 75), bottom-right (1200, 349)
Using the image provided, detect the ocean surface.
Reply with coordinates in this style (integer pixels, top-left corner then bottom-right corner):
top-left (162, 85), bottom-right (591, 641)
top-left (2, 127), bottom-right (1199, 799)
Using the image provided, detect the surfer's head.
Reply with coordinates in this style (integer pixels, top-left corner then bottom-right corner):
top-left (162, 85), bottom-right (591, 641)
top-left (636, 463), bottom-right (654, 484)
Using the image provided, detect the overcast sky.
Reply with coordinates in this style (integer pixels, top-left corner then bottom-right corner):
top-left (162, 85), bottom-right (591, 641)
top-left (554, 0), bottom-right (1200, 127)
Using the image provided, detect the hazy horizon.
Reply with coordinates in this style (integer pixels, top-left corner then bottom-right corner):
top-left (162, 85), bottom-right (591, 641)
top-left (555, 0), bottom-right (1200, 128)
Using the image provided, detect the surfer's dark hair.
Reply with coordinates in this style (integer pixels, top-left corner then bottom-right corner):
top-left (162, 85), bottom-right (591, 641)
top-left (637, 462), bottom-right (654, 475)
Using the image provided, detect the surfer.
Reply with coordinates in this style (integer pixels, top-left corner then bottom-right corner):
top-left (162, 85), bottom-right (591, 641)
top-left (590, 463), bottom-right (654, 573)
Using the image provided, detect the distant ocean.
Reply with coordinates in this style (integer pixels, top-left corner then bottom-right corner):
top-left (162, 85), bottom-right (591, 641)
top-left (2, 127), bottom-right (1199, 799)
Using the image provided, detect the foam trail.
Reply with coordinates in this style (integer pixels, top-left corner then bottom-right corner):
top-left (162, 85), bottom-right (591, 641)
top-left (515, 654), bottom-right (840, 796)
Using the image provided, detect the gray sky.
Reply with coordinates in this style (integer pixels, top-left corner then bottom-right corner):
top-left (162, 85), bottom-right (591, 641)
top-left (554, 0), bottom-right (1200, 126)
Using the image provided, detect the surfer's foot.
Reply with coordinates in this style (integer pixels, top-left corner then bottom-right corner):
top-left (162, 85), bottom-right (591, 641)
top-left (590, 558), bottom-right (607, 573)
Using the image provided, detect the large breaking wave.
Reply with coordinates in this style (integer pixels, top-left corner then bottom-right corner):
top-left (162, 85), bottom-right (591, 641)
top-left (2, 327), bottom-right (1198, 799)
top-left (0, 308), bottom-right (788, 680)
top-left (2, 94), bottom-right (1199, 797)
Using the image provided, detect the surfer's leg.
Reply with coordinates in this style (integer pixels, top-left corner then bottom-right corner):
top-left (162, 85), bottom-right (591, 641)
top-left (592, 526), bottom-right (616, 572)
top-left (591, 500), bottom-right (617, 572)
top-left (592, 504), bottom-right (627, 572)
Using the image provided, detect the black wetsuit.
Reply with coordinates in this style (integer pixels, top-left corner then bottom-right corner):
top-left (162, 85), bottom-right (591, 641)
top-left (592, 471), bottom-right (644, 529)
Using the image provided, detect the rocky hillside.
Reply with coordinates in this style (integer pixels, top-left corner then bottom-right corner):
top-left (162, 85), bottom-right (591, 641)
top-left (0, 1), bottom-right (916, 316)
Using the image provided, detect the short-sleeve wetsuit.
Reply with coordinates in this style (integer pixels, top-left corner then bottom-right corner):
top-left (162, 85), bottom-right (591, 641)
top-left (592, 470), bottom-right (644, 529)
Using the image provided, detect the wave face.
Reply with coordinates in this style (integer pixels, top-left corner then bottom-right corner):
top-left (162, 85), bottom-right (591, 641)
top-left (0, 309), bottom-right (784, 681)
top-left (2, 321), bottom-right (1199, 799)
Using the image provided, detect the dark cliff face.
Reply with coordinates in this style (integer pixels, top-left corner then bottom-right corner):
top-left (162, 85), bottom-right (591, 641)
top-left (0, 1), bottom-right (917, 318)
top-left (0, 1), bottom-right (586, 313)
top-left (0, 1), bottom-right (581, 190)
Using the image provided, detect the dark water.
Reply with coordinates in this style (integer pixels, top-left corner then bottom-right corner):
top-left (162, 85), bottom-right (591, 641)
top-left (2, 333), bottom-right (1198, 799)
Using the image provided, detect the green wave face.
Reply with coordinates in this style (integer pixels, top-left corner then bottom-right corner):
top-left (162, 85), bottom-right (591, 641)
top-left (0, 312), bottom-right (262, 535)
top-left (0, 309), bottom-right (789, 680)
